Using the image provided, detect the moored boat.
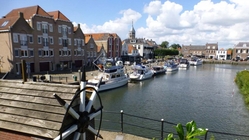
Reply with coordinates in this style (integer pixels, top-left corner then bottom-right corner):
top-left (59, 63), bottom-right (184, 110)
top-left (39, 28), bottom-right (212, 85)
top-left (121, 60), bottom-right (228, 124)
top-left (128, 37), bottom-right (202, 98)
top-left (179, 59), bottom-right (190, 68)
top-left (86, 65), bottom-right (129, 92)
top-left (164, 61), bottom-right (179, 72)
top-left (129, 64), bottom-right (154, 81)
top-left (189, 57), bottom-right (203, 66)
top-left (152, 65), bottom-right (166, 75)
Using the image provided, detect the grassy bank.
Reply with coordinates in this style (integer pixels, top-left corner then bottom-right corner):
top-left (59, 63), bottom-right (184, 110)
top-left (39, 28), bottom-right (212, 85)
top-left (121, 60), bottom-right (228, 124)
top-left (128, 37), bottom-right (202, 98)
top-left (235, 70), bottom-right (249, 109)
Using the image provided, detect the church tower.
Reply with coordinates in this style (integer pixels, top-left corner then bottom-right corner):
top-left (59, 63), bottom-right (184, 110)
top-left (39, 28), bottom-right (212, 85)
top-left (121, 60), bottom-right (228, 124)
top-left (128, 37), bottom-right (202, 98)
top-left (129, 20), bottom-right (135, 39)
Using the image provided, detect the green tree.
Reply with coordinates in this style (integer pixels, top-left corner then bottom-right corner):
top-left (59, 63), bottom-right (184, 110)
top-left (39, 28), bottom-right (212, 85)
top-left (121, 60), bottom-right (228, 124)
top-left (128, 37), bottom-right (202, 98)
top-left (161, 41), bottom-right (169, 48)
top-left (170, 43), bottom-right (181, 49)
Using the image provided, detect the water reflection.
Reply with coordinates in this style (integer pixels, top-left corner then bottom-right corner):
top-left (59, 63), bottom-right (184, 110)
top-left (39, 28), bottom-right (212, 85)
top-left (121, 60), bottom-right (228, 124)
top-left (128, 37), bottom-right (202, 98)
top-left (99, 64), bottom-right (249, 139)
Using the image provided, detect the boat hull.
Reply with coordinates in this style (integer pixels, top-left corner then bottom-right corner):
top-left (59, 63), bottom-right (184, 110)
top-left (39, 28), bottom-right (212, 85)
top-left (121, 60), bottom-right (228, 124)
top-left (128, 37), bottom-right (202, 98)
top-left (86, 76), bottom-right (129, 92)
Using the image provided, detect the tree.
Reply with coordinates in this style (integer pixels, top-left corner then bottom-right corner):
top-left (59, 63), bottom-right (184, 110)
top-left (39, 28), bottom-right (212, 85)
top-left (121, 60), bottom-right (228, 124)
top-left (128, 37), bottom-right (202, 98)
top-left (161, 41), bottom-right (169, 48)
top-left (170, 43), bottom-right (181, 49)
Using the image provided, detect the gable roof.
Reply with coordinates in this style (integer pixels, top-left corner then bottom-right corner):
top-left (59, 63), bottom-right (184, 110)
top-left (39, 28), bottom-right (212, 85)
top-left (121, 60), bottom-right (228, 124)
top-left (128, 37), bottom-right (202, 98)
top-left (85, 33), bottom-right (120, 41)
top-left (48, 11), bottom-right (70, 21)
top-left (235, 42), bottom-right (249, 48)
top-left (0, 80), bottom-right (79, 139)
top-left (5, 5), bottom-right (51, 19)
top-left (0, 16), bottom-right (19, 30)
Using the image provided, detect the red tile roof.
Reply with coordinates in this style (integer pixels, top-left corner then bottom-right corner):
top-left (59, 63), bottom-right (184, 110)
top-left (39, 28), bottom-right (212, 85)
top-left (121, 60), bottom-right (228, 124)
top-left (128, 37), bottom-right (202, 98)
top-left (47, 11), bottom-right (70, 21)
top-left (5, 5), bottom-right (51, 19)
top-left (0, 16), bottom-right (19, 30)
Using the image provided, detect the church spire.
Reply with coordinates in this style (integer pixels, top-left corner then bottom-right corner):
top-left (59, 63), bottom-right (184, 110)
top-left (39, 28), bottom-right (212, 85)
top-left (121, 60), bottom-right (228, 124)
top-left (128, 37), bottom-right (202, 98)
top-left (129, 20), bottom-right (135, 39)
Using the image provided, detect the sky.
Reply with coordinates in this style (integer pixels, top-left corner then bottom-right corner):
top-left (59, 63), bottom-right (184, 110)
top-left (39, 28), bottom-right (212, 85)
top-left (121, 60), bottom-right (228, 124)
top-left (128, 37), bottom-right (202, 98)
top-left (1, 0), bottom-right (249, 49)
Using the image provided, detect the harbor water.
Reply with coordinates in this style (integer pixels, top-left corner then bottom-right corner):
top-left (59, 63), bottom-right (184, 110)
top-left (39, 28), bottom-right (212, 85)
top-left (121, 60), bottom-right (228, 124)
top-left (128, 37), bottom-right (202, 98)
top-left (96, 64), bottom-right (249, 139)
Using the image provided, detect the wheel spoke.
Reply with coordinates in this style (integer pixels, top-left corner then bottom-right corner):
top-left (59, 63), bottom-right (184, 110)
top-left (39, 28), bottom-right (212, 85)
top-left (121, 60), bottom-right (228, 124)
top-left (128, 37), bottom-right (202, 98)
top-left (88, 110), bottom-right (101, 120)
top-left (73, 132), bottom-right (81, 140)
top-left (87, 125), bottom-right (103, 139)
top-left (80, 81), bottom-right (86, 112)
top-left (54, 124), bottom-right (78, 140)
top-left (80, 133), bottom-right (86, 140)
top-left (54, 94), bottom-right (80, 120)
top-left (85, 91), bottom-right (97, 112)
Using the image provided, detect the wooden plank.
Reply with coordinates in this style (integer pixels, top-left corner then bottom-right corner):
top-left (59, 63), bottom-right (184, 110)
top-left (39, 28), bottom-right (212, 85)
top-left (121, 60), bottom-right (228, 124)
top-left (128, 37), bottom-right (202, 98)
top-left (0, 120), bottom-right (59, 138)
top-left (0, 105), bottom-right (64, 122)
top-left (0, 113), bottom-right (61, 130)
top-left (0, 92), bottom-right (63, 106)
top-left (0, 98), bottom-right (66, 114)
top-left (0, 87), bottom-right (75, 101)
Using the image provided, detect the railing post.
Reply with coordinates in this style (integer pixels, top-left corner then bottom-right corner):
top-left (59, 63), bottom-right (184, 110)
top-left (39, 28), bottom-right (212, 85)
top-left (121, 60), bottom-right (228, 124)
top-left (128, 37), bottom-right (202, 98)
top-left (205, 128), bottom-right (209, 140)
top-left (121, 110), bottom-right (123, 133)
top-left (161, 119), bottom-right (164, 140)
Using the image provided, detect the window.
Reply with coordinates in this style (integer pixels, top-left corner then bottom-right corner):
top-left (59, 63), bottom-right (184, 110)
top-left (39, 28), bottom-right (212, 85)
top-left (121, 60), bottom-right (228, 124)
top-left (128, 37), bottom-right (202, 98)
top-left (109, 38), bottom-right (112, 45)
top-left (59, 50), bottom-right (62, 56)
top-left (74, 50), bottom-right (77, 56)
top-left (15, 63), bottom-right (20, 75)
top-left (59, 38), bottom-right (62, 45)
top-left (38, 50), bottom-right (42, 57)
top-left (82, 49), bottom-right (84, 56)
top-left (38, 36), bottom-right (42, 44)
top-left (29, 50), bottom-right (34, 57)
top-left (62, 27), bottom-right (67, 36)
top-left (87, 51), bottom-right (90, 57)
top-left (49, 24), bottom-right (53, 32)
top-left (90, 43), bottom-right (94, 48)
top-left (63, 50), bottom-right (68, 56)
top-left (14, 49), bottom-right (19, 57)
top-left (94, 52), bottom-right (96, 57)
top-left (68, 27), bottom-right (71, 34)
top-left (58, 25), bottom-right (61, 33)
top-left (50, 50), bottom-right (54, 56)
top-left (42, 24), bottom-right (48, 34)
top-left (13, 34), bottom-right (18, 43)
top-left (1, 21), bottom-right (9, 27)
top-left (68, 38), bottom-right (71, 45)
top-left (212, 46), bottom-right (215, 49)
top-left (50, 37), bottom-right (54, 44)
top-left (82, 39), bottom-right (84, 46)
top-left (62, 39), bottom-right (68, 47)
top-left (43, 37), bottom-right (48, 47)
top-left (20, 35), bottom-right (27, 46)
top-left (77, 50), bottom-right (81, 56)
top-left (29, 36), bottom-right (33, 43)
top-left (37, 22), bottom-right (41, 30)
top-left (68, 50), bottom-right (71, 56)
top-left (21, 50), bottom-right (28, 57)
top-left (43, 50), bottom-right (49, 57)
top-left (74, 39), bottom-right (77, 46)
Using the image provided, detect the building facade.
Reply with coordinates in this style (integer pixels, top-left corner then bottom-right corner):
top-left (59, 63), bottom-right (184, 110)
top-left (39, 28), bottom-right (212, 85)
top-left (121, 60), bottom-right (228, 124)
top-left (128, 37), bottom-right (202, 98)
top-left (232, 42), bottom-right (249, 60)
top-left (84, 33), bottom-right (122, 58)
top-left (181, 43), bottom-right (219, 58)
top-left (0, 5), bottom-right (93, 74)
top-left (122, 22), bottom-right (157, 59)
top-left (216, 48), bottom-right (227, 60)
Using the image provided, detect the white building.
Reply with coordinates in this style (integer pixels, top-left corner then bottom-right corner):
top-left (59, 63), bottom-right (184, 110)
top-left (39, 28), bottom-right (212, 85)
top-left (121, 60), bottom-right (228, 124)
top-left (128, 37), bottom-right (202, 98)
top-left (216, 48), bottom-right (227, 60)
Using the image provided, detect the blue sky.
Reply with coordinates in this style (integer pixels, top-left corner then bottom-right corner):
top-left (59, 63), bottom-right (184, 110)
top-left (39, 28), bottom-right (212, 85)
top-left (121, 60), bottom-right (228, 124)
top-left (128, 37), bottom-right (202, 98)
top-left (1, 0), bottom-right (249, 49)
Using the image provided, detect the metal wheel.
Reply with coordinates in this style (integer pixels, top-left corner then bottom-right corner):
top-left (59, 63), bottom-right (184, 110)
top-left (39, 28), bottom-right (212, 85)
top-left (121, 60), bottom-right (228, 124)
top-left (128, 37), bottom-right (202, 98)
top-left (53, 69), bottom-right (103, 140)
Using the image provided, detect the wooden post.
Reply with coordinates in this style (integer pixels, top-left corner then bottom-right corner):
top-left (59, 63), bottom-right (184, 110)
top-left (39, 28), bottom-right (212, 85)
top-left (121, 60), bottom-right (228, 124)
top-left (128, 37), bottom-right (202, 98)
top-left (21, 60), bottom-right (27, 82)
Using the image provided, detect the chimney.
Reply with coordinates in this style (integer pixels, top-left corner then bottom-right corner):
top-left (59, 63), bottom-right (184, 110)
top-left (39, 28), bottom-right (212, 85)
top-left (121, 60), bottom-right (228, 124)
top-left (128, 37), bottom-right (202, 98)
top-left (19, 12), bottom-right (24, 18)
top-left (78, 23), bottom-right (80, 28)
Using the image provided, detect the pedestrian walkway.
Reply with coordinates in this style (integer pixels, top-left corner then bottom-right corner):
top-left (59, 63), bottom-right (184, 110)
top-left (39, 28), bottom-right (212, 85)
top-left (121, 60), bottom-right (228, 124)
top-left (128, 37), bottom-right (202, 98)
top-left (100, 130), bottom-right (150, 140)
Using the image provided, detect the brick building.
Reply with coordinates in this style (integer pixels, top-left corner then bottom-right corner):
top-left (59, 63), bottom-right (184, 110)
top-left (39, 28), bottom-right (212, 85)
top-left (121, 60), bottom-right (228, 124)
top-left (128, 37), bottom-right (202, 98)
top-left (0, 5), bottom-right (96, 74)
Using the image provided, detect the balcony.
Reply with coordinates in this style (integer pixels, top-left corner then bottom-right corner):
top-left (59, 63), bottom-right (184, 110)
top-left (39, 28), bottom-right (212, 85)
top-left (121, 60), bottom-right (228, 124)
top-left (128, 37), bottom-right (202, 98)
top-left (63, 43), bottom-right (68, 47)
top-left (43, 41), bottom-right (49, 47)
top-left (20, 40), bottom-right (27, 46)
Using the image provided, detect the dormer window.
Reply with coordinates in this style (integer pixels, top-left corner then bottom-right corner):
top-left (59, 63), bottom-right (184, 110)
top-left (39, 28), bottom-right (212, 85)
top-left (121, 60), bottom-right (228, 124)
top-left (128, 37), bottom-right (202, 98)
top-left (212, 46), bottom-right (215, 49)
top-left (1, 21), bottom-right (9, 27)
top-left (207, 46), bottom-right (210, 49)
top-left (130, 39), bottom-right (136, 43)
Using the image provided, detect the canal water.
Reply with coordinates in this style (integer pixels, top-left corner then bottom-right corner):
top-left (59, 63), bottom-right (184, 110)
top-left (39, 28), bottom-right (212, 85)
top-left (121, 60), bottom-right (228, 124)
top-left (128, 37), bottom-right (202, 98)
top-left (96, 64), bottom-right (249, 139)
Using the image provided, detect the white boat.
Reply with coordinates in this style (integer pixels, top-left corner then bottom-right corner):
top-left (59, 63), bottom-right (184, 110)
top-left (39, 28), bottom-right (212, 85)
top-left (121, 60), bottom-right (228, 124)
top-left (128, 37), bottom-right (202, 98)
top-left (189, 57), bottom-right (203, 66)
top-left (129, 64), bottom-right (154, 81)
top-left (152, 66), bottom-right (166, 75)
top-left (86, 65), bottom-right (129, 92)
top-left (179, 59), bottom-right (190, 68)
top-left (164, 61), bottom-right (179, 72)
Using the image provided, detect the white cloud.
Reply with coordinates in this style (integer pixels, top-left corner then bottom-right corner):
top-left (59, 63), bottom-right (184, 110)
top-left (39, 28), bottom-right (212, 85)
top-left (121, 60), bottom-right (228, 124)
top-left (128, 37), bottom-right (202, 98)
top-left (73, 9), bottom-right (141, 39)
top-left (73, 0), bottom-right (249, 49)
